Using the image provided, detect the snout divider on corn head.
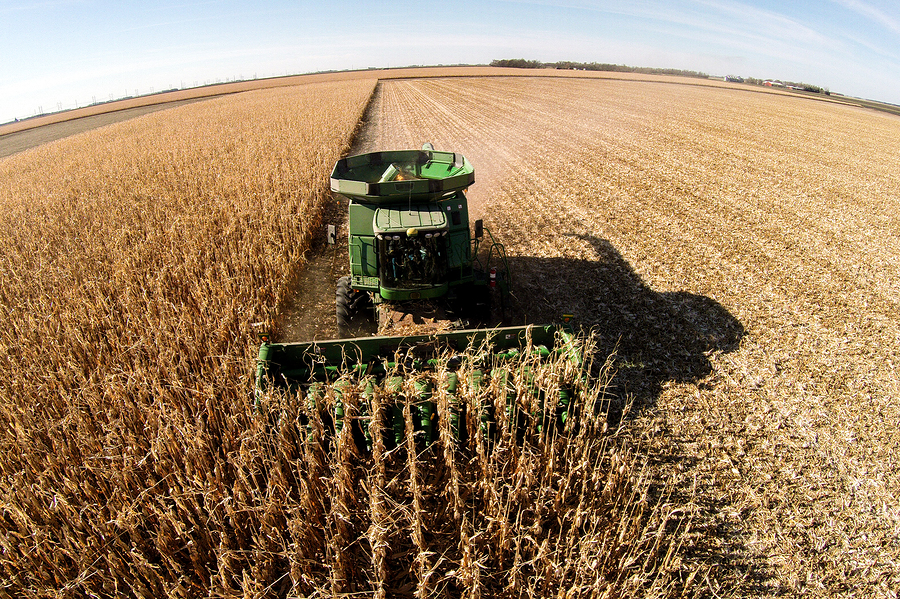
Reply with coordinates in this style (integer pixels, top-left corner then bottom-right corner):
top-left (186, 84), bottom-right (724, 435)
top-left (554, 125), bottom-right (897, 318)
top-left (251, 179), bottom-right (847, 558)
top-left (255, 320), bottom-right (588, 451)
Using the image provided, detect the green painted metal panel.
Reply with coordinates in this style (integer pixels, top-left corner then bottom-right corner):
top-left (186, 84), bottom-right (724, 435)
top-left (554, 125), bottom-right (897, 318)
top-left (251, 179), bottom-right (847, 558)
top-left (256, 324), bottom-right (578, 391)
top-left (348, 202), bottom-right (376, 236)
top-left (331, 149), bottom-right (474, 203)
top-left (349, 236), bottom-right (377, 278)
top-left (374, 204), bottom-right (448, 234)
top-left (380, 282), bottom-right (448, 301)
top-left (352, 275), bottom-right (380, 290)
top-left (447, 231), bottom-right (471, 268)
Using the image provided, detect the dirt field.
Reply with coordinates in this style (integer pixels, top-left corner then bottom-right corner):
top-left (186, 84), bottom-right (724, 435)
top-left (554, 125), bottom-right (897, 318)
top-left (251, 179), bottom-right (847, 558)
top-left (311, 77), bottom-right (900, 596)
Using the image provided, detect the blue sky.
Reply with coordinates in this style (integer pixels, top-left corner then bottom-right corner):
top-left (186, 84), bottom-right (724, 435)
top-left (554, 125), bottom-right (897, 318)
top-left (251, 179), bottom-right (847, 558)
top-left (2, 0), bottom-right (899, 124)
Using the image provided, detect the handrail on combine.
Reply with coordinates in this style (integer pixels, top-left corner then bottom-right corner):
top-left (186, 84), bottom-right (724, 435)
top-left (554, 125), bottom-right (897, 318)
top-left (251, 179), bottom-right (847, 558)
top-left (471, 225), bottom-right (511, 302)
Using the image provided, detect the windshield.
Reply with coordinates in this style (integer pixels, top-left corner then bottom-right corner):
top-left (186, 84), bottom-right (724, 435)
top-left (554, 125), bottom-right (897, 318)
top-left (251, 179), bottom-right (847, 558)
top-left (378, 233), bottom-right (447, 289)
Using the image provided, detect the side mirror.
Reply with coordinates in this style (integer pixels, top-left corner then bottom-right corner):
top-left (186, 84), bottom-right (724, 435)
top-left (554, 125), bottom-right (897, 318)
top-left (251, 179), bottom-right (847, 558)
top-left (474, 219), bottom-right (484, 239)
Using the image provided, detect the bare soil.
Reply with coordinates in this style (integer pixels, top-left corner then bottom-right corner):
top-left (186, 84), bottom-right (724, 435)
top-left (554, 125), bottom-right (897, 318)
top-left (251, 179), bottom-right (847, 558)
top-left (277, 76), bottom-right (900, 596)
top-left (273, 216), bottom-right (350, 341)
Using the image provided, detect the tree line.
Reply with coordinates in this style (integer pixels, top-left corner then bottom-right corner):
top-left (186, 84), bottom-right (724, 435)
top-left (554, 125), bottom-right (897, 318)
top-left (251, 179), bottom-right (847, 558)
top-left (490, 58), bottom-right (709, 79)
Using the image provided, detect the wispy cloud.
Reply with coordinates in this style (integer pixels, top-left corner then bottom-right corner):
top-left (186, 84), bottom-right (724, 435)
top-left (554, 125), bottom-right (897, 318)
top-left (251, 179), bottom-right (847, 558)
top-left (497, 0), bottom-right (833, 47)
top-left (830, 0), bottom-right (900, 34)
top-left (840, 29), bottom-right (900, 61)
top-left (691, 0), bottom-right (829, 43)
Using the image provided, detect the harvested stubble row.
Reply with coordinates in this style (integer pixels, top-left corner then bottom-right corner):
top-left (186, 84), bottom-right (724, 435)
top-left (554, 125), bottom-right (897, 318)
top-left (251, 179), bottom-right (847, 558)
top-left (0, 80), bottom-right (378, 596)
top-left (366, 76), bottom-right (900, 597)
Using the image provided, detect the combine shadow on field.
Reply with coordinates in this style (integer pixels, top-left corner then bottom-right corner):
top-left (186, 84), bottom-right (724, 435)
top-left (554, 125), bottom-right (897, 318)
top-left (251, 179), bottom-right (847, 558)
top-left (503, 234), bottom-right (755, 589)
top-left (504, 234), bottom-right (744, 412)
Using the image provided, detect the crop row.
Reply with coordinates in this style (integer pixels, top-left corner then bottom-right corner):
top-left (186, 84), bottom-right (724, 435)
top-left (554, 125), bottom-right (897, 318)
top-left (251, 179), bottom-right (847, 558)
top-left (0, 79), bottom-right (376, 596)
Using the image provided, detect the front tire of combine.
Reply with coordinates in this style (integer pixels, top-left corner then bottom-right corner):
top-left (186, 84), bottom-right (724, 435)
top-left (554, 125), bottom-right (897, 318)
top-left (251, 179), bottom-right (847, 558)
top-left (336, 276), bottom-right (374, 338)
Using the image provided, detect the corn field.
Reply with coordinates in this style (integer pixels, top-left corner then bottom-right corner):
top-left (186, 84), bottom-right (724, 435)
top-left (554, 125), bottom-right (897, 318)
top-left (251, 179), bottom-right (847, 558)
top-left (2, 71), bottom-right (899, 597)
top-left (252, 335), bottom-right (689, 597)
top-left (0, 79), bottom-right (383, 596)
top-left (0, 75), bottom-right (680, 598)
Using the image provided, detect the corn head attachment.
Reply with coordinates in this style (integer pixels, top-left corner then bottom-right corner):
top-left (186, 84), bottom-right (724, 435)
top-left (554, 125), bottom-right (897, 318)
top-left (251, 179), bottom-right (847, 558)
top-left (255, 323), bottom-right (588, 451)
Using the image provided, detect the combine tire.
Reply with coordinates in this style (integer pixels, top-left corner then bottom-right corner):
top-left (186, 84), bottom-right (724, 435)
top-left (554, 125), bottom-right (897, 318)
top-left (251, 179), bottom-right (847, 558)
top-left (336, 276), bottom-right (374, 337)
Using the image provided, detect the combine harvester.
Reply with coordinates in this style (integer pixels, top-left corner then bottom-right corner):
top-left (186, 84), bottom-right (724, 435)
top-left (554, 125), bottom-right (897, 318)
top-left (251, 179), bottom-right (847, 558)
top-left (256, 145), bottom-right (591, 449)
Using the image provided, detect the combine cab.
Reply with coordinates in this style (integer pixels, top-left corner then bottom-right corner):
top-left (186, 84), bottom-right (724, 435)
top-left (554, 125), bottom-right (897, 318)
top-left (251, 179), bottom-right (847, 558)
top-left (255, 146), bottom-right (589, 449)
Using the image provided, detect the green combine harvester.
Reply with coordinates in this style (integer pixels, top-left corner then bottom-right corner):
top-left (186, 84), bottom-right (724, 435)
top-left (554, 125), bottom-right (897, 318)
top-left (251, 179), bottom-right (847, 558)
top-left (331, 143), bottom-right (504, 334)
top-left (255, 145), bottom-right (587, 448)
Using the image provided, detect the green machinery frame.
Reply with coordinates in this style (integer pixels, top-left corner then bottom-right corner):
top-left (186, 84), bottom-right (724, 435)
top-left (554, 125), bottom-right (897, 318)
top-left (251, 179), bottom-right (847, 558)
top-left (255, 322), bottom-right (583, 448)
